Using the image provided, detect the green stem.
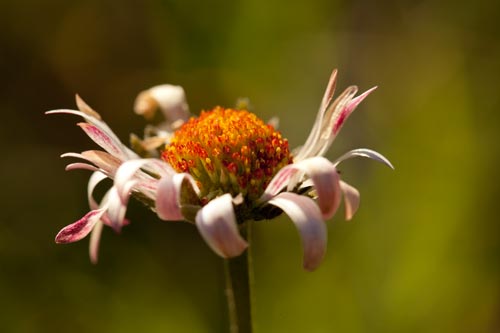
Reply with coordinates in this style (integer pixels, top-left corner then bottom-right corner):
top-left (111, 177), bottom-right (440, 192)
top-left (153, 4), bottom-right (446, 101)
top-left (224, 222), bottom-right (255, 333)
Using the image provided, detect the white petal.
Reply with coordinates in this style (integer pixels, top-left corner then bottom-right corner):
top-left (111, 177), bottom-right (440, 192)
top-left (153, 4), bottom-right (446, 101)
top-left (261, 157), bottom-right (342, 220)
top-left (333, 148), bottom-right (394, 169)
top-left (195, 194), bottom-right (248, 258)
top-left (156, 173), bottom-right (200, 221)
top-left (268, 192), bottom-right (327, 271)
top-left (339, 181), bottom-right (360, 220)
top-left (55, 208), bottom-right (106, 244)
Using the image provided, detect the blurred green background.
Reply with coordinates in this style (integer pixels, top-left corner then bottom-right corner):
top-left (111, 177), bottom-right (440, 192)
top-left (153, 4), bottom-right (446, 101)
top-left (1, 0), bottom-right (499, 332)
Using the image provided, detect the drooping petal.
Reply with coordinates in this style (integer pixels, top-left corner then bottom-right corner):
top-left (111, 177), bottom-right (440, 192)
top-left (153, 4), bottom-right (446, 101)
top-left (156, 173), bottom-right (200, 221)
top-left (333, 148), bottom-right (394, 169)
top-left (89, 220), bottom-right (104, 264)
top-left (268, 192), bottom-right (327, 271)
top-left (55, 208), bottom-right (106, 244)
top-left (261, 156), bottom-right (342, 220)
top-left (339, 181), bottom-right (360, 220)
top-left (195, 194), bottom-right (248, 258)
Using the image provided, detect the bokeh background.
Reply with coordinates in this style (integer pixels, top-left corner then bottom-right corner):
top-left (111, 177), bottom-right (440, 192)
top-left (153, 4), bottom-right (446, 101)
top-left (1, 0), bottom-right (499, 332)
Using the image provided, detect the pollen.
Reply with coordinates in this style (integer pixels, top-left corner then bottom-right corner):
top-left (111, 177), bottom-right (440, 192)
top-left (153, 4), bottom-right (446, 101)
top-left (162, 107), bottom-right (292, 203)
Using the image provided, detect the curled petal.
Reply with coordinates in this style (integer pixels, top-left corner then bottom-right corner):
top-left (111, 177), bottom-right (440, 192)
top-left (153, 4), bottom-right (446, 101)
top-left (195, 194), bottom-right (248, 258)
top-left (88, 171), bottom-right (108, 210)
top-left (156, 173), bottom-right (200, 221)
top-left (333, 148), bottom-right (394, 169)
top-left (339, 181), bottom-right (360, 220)
top-left (268, 192), bottom-right (327, 271)
top-left (135, 84), bottom-right (190, 125)
top-left (106, 187), bottom-right (130, 232)
top-left (261, 157), bottom-right (342, 220)
top-left (55, 208), bottom-right (106, 244)
top-left (114, 159), bottom-right (151, 203)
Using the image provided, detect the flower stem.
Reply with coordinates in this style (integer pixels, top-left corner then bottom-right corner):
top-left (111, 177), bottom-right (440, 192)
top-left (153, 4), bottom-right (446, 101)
top-left (224, 222), bottom-right (254, 333)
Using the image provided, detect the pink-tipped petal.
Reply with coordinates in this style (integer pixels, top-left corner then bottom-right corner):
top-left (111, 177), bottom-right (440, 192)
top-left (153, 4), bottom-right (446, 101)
top-left (339, 181), bottom-right (360, 220)
top-left (332, 86), bottom-right (377, 135)
top-left (261, 157), bottom-right (342, 220)
top-left (156, 173), bottom-right (199, 221)
top-left (268, 192), bottom-right (327, 271)
top-left (55, 208), bottom-right (106, 244)
top-left (89, 220), bottom-right (104, 264)
top-left (333, 148), bottom-right (394, 169)
top-left (195, 194), bottom-right (248, 258)
top-left (77, 122), bottom-right (124, 157)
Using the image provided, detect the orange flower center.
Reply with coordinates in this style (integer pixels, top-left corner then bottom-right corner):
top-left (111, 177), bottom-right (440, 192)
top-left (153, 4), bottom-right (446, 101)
top-left (162, 107), bottom-right (292, 203)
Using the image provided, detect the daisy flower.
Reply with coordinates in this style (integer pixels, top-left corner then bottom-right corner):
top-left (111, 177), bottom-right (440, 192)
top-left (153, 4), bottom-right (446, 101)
top-left (47, 69), bottom-right (392, 271)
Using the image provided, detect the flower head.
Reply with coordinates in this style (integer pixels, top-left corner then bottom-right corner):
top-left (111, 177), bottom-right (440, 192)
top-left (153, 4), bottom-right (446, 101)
top-left (48, 70), bottom-right (393, 271)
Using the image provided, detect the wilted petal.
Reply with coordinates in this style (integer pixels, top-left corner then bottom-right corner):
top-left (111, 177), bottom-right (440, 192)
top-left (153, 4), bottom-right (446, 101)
top-left (333, 148), bottom-right (394, 169)
top-left (339, 181), bottom-right (360, 220)
top-left (261, 156), bottom-right (342, 220)
top-left (195, 194), bottom-right (248, 258)
top-left (156, 173), bottom-right (199, 221)
top-left (55, 208), bottom-right (106, 244)
top-left (75, 94), bottom-right (102, 120)
top-left (268, 192), bottom-right (327, 271)
top-left (320, 69), bottom-right (338, 113)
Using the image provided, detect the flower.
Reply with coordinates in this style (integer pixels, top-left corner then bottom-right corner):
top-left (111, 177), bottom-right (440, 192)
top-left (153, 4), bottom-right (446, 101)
top-left (47, 70), bottom-right (393, 271)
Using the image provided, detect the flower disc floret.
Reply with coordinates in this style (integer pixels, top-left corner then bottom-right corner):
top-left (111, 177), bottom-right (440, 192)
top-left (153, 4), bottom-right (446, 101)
top-left (162, 107), bottom-right (292, 203)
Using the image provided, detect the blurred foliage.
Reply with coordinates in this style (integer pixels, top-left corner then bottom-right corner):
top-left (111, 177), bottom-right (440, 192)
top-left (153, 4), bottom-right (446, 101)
top-left (1, 0), bottom-right (499, 332)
